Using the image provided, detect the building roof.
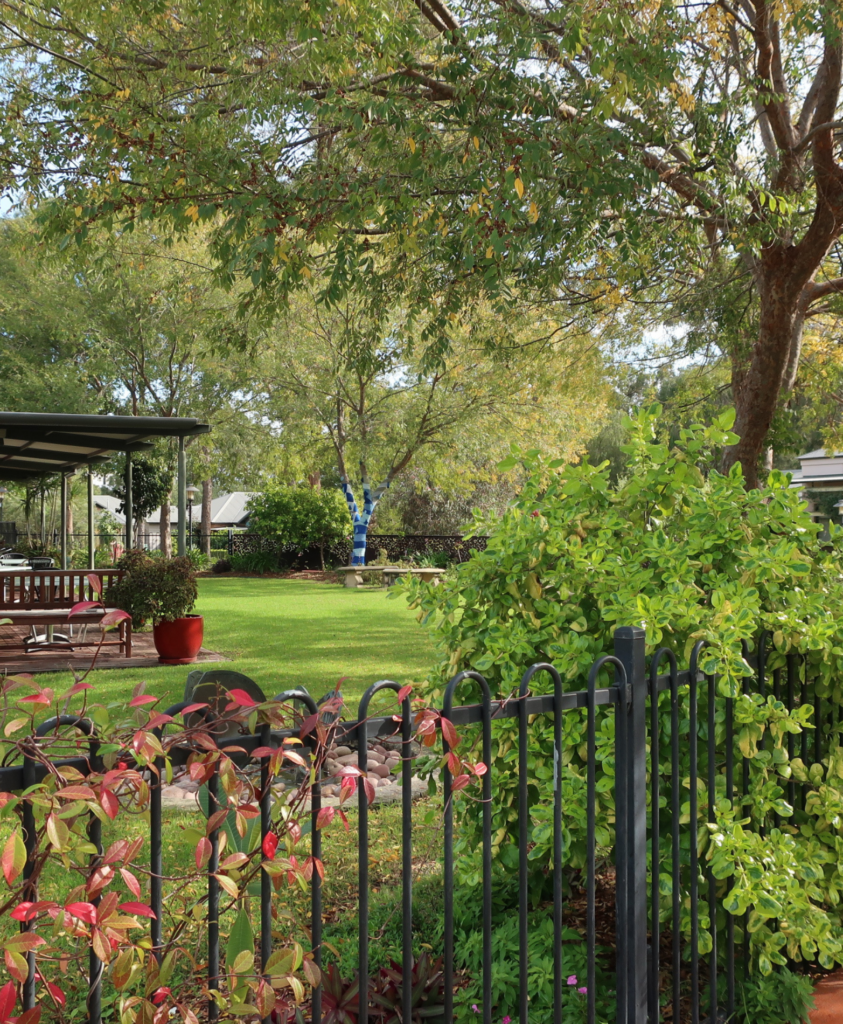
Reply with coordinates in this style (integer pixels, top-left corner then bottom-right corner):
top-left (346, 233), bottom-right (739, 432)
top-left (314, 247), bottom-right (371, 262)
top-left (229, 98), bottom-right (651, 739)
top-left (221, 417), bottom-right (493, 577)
top-left (796, 447), bottom-right (843, 486)
top-left (211, 492), bottom-right (256, 525)
top-left (0, 412), bottom-right (210, 482)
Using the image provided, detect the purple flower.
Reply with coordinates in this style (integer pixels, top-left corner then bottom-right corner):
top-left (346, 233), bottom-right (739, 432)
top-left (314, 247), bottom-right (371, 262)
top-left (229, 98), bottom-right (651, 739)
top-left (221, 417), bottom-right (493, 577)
top-left (567, 976), bottom-right (577, 986)
top-left (577, 988), bottom-right (587, 995)
top-left (503, 1017), bottom-right (512, 1023)
top-left (471, 1007), bottom-right (479, 1014)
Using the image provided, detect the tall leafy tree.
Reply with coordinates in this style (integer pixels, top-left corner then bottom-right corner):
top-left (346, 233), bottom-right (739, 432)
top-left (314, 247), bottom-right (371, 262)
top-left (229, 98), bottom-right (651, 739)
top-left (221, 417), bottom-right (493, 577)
top-left (4, 2), bottom-right (842, 482)
top-left (259, 283), bottom-right (607, 564)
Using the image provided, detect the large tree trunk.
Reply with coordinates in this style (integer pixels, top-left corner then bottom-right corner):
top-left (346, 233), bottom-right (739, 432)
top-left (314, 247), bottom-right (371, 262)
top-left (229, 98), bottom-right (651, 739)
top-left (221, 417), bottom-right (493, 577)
top-left (722, 264), bottom-right (804, 490)
top-left (201, 479), bottom-right (212, 558)
top-left (159, 491), bottom-right (172, 558)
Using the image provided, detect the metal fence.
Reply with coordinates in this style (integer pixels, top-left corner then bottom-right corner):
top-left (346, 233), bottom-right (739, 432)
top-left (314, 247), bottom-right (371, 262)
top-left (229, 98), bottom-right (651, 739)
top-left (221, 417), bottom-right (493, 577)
top-left (0, 627), bottom-right (828, 1023)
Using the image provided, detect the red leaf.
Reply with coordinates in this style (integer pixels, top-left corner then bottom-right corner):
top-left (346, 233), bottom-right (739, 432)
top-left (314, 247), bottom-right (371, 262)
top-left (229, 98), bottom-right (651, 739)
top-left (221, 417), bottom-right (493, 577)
top-left (118, 902), bottom-right (156, 919)
top-left (397, 684), bottom-right (413, 703)
top-left (316, 806), bottom-right (335, 830)
top-left (2, 832), bottom-right (25, 886)
top-left (262, 833), bottom-right (278, 860)
top-left (363, 778), bottom-right (376, 805)
top-left (15, 1007), bottom-right (41, 1024)
top-left (180, 702), bottom-right (209, 715)
top-left (145, 713), bottom-right (173, 730)
top-left (10, 902), bottom-right (33, 922)
top-left (86, 573), bottom-right (102, 595)
top-left (0, 979), bottom-right (15, 1019)
top-left (129, 695), bottom-right (157, 708)
top-left (101, 609), bottom-right (131, 627)
top-left (195, 838), bottom-right (211, 871)
top-left (226, 689), bottom-right (257, 707)
top-left (19, 693), bottom-right (50, 706)
top-left (338, 809), bottom-right (350, 832)
top-left (45, 981), bottom-right (65, 1007)
top-left (120, 868), bottom-right (141, 898)
top-left (447, 751), bottom-right (461, 776)
top-left (65, 902), bottom-right (97, 924)
top-left (251, 747), bottom-right (274, 758)
top-left (451, 774), bottom-right (471, 792)
top-left (472, 762), bottom-right (488, 777)
top-left (300, 713), bottom-right (319, 738)
top-left (68, 600), bottom-right (101, 618)
top-left (67, 682), bottom-right (93, 695)
top-left (152, 986), bottom-right (171, 1005)
top-left (440, 716), bottom-right (459, 749)
top-left (100, 789), bottom-right (119, 820)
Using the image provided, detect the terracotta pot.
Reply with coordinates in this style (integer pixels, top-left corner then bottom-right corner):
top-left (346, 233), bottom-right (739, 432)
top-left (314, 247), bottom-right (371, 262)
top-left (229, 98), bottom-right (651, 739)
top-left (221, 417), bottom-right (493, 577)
top-left (153, 615), bottom-right (204, 664)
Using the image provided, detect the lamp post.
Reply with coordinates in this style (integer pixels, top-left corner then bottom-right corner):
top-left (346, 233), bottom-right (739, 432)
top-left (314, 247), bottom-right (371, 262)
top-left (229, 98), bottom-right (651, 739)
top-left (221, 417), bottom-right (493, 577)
top-left (186, 485), bottom-right (198, 552)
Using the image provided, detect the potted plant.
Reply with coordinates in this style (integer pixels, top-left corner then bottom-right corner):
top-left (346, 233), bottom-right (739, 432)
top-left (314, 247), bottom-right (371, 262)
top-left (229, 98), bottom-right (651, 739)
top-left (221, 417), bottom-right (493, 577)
top-left (110, 551), bottom-right (203, 663)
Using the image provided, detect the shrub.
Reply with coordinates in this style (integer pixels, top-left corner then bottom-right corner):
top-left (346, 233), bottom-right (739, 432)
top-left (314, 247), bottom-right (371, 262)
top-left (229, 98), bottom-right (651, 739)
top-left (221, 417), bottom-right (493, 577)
top-left (731, 967), bottom-right (814, 1024)
top-left (109, 551), bottom-right (198, 626)
top-left (403, 406), bottom-right (843, 976)
top-left (247, 485), bottom-right (350, 569)
top-left (211, 557), bottom-right (232, 574)
top-left (184, 548), bottom-right (210, 571)
top-left (230, 550), bottom-right (279, 574)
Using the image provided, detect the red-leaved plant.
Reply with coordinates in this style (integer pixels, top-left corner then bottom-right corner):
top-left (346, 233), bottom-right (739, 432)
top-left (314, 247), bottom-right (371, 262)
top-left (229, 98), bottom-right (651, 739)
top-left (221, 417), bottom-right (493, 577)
top-left (0, 581), bottom-right (484, 1022)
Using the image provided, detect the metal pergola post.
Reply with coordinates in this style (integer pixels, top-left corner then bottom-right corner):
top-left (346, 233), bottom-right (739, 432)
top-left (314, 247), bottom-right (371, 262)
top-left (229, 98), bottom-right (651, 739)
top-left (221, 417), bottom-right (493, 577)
top-left (60, 473), bottom-right (68, 570)
top-left (87, 467), bottom-right (95, 571)
top-left (177, 437), bottom-right (186, 557)
top-left (125, 453), bottom-right (133, 552)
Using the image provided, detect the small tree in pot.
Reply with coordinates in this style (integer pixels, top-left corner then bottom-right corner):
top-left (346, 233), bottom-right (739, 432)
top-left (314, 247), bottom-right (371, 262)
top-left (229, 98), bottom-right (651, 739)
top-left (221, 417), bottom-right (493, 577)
top-left (110, 551), bottom-right (203, 663)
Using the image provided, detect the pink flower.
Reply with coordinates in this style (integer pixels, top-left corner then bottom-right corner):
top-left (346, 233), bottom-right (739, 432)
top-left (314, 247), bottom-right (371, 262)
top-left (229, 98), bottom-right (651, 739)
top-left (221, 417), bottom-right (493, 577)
top-left (577, 988), bottom-right (587, 995)
top-left (471, 1007), bottom-right (479, 1014)
top-left (503, 1017), bottom-right (512, 1023)
top-left (567, 976), bottom-right (577, 986)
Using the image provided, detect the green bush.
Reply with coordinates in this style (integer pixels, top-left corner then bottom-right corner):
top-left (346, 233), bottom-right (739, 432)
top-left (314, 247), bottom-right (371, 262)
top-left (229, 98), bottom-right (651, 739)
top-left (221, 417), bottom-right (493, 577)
top-left (731, 967), bottom-right (814, 1024)
top-left (402, 407), bottom-right (843, 976)
top-left (247, 485), bottom-right (350, 569)
top-left (109, 550), bottom-right (198, 625)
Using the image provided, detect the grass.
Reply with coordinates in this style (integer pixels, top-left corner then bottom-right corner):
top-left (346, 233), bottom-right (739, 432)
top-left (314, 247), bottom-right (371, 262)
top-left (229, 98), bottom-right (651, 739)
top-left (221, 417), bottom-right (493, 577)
top-left (30, 577), bottom-right (437, 713)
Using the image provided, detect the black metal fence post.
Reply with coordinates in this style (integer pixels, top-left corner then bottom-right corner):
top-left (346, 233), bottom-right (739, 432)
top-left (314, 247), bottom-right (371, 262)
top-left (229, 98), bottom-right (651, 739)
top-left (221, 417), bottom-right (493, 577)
top-left (614, 626), bottom-right (648, 1024)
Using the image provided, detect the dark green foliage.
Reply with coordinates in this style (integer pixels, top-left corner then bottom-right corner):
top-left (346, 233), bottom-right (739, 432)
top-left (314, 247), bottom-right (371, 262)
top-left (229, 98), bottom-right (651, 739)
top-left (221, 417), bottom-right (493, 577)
top-left (211, 558), bottom-right (232, 574)
top-left (230, 551), bottom-right (279, 574)
top-left (730, 967), bottom-right (814, 1024)
top-left (112, 455), bottom-right (173, 525)
top-left (109, 551), bottom-right (198, 625)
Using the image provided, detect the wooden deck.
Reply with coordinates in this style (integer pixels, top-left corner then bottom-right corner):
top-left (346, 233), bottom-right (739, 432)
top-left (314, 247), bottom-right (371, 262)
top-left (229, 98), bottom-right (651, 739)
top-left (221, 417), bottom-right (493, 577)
top-left (0, 622), bottom-right (227, 675)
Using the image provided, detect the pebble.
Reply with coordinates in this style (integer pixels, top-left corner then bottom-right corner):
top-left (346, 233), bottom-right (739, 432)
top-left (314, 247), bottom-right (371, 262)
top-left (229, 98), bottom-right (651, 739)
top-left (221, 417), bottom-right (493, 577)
top-left (373, 744), bottom-right (388, 756)
top-left (332, 746), bottom-right (352, 757)
top-left (336, 754), bottom-right (360, 766)
top-left (369, 764), bottom-right (390, 780)
top-left (366, 751), bottom-right (385, 765)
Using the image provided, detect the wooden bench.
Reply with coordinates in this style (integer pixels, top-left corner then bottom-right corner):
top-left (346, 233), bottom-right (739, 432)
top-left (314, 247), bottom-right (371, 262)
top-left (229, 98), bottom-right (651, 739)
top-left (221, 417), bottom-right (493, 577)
top-left (0, 569), bottom-right (132, 656)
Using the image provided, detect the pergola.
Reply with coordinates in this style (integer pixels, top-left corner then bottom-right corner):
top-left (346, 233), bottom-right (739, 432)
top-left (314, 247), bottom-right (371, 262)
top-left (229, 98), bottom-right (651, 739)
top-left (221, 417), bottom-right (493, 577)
top-left (0, 412), bottom-right (211, 567)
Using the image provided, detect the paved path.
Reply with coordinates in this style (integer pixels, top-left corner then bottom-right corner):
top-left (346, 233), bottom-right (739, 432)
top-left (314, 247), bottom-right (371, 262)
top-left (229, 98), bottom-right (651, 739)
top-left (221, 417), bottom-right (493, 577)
top-left (810, 971), bottom-right (843, 1023)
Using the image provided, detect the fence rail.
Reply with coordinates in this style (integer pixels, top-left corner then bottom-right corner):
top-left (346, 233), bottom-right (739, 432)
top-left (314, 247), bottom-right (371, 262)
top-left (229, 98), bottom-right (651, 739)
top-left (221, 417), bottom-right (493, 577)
top-left (0, 628), bottom-right (829, 1023)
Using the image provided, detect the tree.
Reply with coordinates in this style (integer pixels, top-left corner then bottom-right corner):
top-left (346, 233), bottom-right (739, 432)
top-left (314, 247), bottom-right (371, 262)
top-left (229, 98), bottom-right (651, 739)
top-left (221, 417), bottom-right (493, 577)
top-left (5, 3), bottom-right (843, 483)
top-left (246, 485), bottom-right (350, 569)
top-left (258, 283), bottom-right (607, 564)
top-left (112, 454), bottom-right (173, 547)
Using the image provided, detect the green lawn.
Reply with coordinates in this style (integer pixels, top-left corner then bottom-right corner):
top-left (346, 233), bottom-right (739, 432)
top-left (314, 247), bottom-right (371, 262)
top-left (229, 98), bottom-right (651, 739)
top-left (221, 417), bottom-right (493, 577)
top-left (35, 577), bottom-right (437, 712)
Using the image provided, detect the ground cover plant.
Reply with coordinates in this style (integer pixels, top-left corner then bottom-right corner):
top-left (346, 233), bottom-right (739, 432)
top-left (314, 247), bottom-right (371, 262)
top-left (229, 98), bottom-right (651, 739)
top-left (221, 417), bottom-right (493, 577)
top-left (31, 577), bottom-right (436, 712)
top-left (402, 406), bottom-right (843, 998)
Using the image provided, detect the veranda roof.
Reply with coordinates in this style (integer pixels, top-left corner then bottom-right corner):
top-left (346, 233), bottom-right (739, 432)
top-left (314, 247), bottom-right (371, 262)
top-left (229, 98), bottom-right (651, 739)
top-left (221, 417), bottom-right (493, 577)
top-left (0, 412), bottom-right (210, 481)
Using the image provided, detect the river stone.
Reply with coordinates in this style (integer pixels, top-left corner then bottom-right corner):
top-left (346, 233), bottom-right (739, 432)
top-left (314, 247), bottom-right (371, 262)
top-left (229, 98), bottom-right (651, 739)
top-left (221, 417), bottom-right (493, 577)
top-left (366, 751), bottom-right (385, 765)
top-left (369, 764), bottom-right (390, 779)
top-left (332, 746), bottom-right (353, 757)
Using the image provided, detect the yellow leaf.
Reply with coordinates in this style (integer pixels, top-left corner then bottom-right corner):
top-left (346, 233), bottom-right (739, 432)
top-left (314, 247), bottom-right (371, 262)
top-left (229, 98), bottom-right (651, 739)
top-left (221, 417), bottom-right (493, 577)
top-left (473, 136), bottom-right (480, 150)
top-left (300, 266), bottom-right (311, 278)
top-left (185, 204), bottom-right (199, 223)
top-left (74, 206), bottom-right (83, 219)
top-left (408, 138), bottom-right (416, 154)
top-left (514, 178), bottom-right (524, 198)
top-left (486, 246), bottom-right (494, 259)
top-left (528, 201), bottom-right (539, 223)
top-left (115, 88), bottom-right (130, 100)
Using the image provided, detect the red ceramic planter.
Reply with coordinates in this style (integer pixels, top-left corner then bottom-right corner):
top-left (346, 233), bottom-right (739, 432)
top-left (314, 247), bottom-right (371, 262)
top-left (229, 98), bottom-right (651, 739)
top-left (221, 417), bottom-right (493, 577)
top-left (153, 615), bottom-right (204, 664)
